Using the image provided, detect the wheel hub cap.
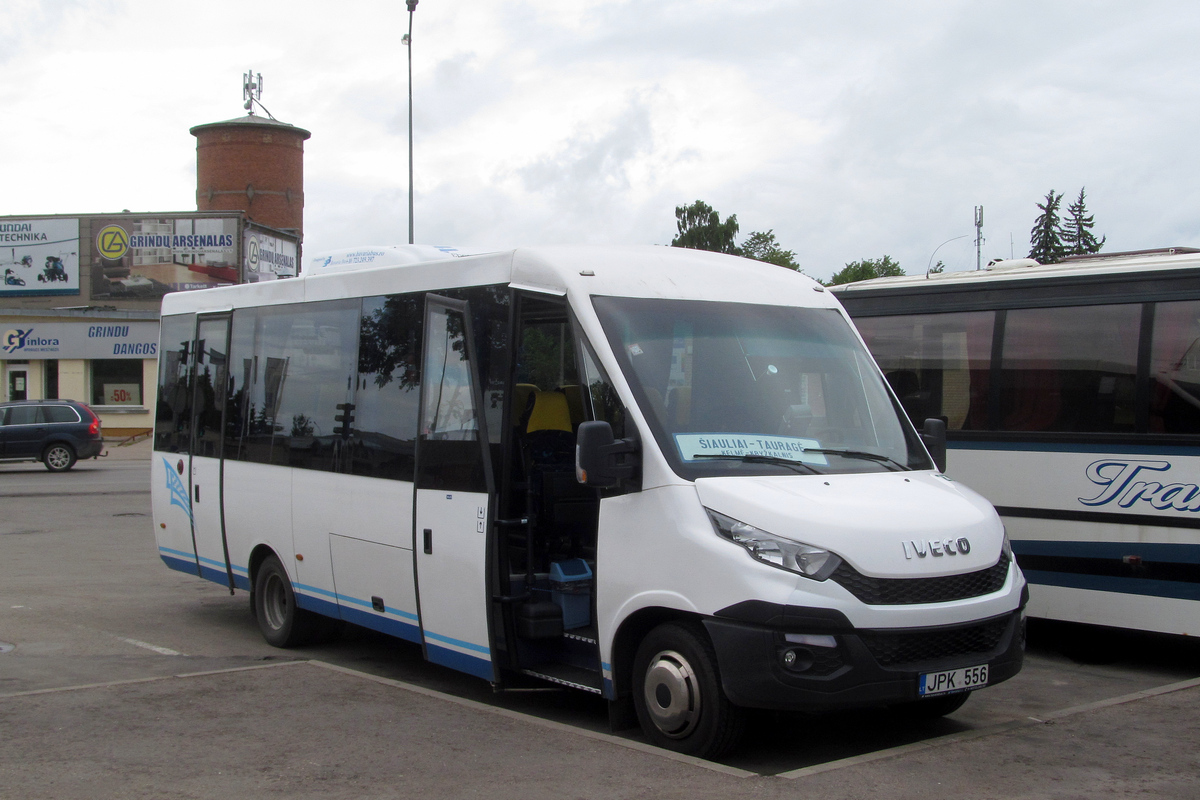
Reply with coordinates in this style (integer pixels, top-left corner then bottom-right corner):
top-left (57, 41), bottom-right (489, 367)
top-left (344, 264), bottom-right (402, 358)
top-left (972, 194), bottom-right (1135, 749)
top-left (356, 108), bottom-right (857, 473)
top-left (643, 649), bottom-right (700, 738)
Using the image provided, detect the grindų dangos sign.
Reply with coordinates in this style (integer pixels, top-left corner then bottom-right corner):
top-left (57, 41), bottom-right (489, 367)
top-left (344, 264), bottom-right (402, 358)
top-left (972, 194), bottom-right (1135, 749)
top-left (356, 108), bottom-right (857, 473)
top-left (0, 321), bottom-right (159, 360)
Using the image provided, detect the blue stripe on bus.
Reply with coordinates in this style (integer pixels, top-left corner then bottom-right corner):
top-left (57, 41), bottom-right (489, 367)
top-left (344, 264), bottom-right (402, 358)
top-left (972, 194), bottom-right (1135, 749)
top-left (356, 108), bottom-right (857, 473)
top-left (422, 629), bottom-right (492, 655)
top-left (949, 440), bottom-right (1200, 456)
top-left (1012, 540), bottom-right (1200, 563)
top-left (333, 593), bottom-right (421, 621)
top-left (337, 604), bottom-right (423, 644)
top-left (168, 552), bottom-right (489, 672)
top-left (294, 592), bottom-right (341, 618)
top-left (159, 547), bottom-right (251, 589)
top-left (1023, 569), bottom-right (1200, 601)
top-left (160, 552), bottom-right (199, 575)
top-left (426, 642), bottom-right (494, 680)
top-left (197, 554), bottom-right (248, 575)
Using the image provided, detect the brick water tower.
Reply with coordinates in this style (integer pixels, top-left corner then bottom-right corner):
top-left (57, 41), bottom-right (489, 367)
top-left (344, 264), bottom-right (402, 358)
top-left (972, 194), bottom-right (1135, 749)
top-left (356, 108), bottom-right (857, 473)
top-left (190, 72), bottom-right (311, 237)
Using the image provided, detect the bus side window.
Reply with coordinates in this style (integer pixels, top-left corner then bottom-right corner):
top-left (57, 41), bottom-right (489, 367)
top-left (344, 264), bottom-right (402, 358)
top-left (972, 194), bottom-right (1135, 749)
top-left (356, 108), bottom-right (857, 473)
top-left (155, 313), bottom-right (195, 454)
top-left (1150, 300), bottom-right (1200, 434)
top-left (578, 339), bottom-right (627, 440)
top-left (354, 293), bottom-right (424, 481)
top-left (998, 304), bottom-right (1139, 433)
top-left (855, 311), bottom-right (993, 431)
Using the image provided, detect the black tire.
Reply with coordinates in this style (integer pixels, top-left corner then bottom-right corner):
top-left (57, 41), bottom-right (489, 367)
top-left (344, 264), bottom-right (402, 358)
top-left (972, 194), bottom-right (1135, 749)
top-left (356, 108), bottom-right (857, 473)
top-left (890, 690), bottom-right (971, 721)
top-left (43, 442), bottom-right (76, 472)
top-left (253, 555), bottom-right (330, 647)
top-left (631, 621), bottom-right (745, 759)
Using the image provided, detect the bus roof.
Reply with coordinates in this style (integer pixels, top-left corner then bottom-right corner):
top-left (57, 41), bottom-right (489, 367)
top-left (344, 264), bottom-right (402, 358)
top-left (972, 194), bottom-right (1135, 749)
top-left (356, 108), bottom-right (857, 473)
top-left (831, 247), bottom-right (1200, 296)
top-left (160, 245), bottom-right (836, 315)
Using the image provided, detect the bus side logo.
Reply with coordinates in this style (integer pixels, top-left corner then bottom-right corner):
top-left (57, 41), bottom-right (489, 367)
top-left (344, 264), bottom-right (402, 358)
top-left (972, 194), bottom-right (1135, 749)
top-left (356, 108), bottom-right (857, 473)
top-left (162, 457), bottom-right (193, 521)
top-left (1080, 459), bottom-right (1200, 512)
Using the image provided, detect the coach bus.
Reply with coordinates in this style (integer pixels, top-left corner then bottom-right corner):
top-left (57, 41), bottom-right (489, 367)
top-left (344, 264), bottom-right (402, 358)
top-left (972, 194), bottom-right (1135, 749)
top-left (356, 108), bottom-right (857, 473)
top-left (833, 248), bottom-right (1200, 639)
top-left (152, 244), bottom-right (1026, 758)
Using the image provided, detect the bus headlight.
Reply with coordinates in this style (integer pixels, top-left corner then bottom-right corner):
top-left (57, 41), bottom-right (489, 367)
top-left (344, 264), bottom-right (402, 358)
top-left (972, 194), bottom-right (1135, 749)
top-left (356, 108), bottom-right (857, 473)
top-left (706, 509), bottom-right (842, 580)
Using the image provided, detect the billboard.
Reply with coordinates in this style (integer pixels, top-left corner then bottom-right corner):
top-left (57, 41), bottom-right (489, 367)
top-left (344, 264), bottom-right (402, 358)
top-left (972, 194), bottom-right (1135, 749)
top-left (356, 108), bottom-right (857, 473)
top-left (89, 216), bottom-right (240, 299)
top-left (243, 228), bottom-right (298, 281)
top-left (1, 321), bottom-right (159, 360)
top-left (0, 218), bottom-right (80, 297)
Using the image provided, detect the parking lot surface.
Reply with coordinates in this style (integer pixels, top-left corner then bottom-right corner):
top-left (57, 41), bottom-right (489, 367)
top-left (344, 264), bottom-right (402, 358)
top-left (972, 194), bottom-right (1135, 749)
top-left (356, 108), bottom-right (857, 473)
top-left (2, 441), bottom-right (1200, 797)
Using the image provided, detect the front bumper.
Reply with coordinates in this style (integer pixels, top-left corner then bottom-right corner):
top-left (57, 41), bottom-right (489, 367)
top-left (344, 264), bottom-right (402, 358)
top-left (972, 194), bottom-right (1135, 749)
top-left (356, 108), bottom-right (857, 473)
top-left (703, 598), bottom-right (1026, 711)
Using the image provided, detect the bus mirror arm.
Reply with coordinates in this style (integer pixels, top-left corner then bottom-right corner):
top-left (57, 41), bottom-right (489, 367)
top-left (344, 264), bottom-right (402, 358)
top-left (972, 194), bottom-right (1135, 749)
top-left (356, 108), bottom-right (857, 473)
top-left (921, 418), bottom-right (947, 473)
top-left (576, 421), bottom-right (639, 488)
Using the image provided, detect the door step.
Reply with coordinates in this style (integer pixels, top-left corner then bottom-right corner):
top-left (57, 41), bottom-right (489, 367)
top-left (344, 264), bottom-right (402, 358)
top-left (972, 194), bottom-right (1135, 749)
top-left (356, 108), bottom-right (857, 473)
top-left (520, 663), bottom-right (604, 694)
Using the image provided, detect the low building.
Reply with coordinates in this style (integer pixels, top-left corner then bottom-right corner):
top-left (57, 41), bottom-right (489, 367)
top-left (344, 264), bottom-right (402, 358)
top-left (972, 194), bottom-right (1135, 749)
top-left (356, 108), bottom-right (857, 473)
top-left (1, 109), bottom-right (309, 440)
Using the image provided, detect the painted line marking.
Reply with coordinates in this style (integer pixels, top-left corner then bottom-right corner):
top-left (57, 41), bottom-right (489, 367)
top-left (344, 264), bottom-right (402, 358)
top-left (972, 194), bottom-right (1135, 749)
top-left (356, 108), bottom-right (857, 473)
top-left (776, 676), bottom-right (1200, 780)
top-left (118, 637), bottom-right (184, 656)
top-left (0, 659), bottom-right (308, 700)
top-left (304, 661), bottom-right (756, 778)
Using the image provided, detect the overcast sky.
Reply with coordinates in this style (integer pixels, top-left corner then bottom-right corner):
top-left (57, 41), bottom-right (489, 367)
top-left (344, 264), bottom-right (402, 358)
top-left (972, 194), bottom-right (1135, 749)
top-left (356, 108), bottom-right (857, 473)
top-left (3, 0), bottom-right (1198, 281)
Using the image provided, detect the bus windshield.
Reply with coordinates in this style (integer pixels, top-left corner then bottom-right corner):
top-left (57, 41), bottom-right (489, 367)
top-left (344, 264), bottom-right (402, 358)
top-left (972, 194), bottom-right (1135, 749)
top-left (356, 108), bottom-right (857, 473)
top-left (592, 296), bottom-right (931, 478)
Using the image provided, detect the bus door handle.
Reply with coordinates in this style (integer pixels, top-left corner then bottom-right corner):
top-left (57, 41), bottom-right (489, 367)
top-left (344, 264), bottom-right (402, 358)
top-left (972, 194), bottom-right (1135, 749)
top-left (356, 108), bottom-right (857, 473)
top-left (194, 484), bottom-right (200, 503)
top-left (423, 528), bottom-right (432, 554)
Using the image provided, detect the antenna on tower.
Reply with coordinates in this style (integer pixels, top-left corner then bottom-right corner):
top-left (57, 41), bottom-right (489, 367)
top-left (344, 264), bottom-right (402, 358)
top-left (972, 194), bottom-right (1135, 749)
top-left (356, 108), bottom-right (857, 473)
top-left (974, 205), bottom-right (985, 271)
top-left (242, 70), bottom-right (275, 119)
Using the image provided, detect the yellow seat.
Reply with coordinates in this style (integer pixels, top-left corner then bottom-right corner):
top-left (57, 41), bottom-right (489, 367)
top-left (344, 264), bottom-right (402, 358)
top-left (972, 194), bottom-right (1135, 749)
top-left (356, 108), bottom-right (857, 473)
top-left (526, 390), bottom-right (572, 433)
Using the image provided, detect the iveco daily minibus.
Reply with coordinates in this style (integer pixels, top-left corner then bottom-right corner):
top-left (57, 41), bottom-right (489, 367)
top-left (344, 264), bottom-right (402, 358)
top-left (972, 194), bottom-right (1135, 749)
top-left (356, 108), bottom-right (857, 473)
top-left (151, 244), bottom-right (1026, 758)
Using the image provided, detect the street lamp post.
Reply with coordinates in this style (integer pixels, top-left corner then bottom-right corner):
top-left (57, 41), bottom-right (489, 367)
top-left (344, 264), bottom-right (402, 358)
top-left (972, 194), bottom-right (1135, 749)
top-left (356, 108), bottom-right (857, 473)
top-left (405, 1), bottom-right (418, 245)
top-left (926, 235), bottom-right (969, 278)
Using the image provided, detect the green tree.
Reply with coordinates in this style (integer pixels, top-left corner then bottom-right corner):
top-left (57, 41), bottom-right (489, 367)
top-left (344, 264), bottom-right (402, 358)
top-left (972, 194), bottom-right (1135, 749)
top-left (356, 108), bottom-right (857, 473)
top-left (827, 255), bottom-right (905, 285)
top-left (670, 200), bottom-right (740, 254)
top-left (1028, 190), bottom-right (1068, 264)
top-left (1062, 187), bottom-right (1105, 256)
top-left (737, 229), bottom-right (801, 270)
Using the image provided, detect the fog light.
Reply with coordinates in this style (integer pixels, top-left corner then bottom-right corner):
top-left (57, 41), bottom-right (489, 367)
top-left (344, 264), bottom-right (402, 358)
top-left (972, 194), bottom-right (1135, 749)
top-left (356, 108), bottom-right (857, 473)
top-left (780, 647), bottom-right (815, 672)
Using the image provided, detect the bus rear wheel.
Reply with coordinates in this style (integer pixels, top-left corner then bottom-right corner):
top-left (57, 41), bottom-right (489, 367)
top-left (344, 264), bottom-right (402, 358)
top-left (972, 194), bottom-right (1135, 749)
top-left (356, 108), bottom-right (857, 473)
top-left (632, 621), bottom-right (745, 759)
top-left (253, 555), bottom-right (331, 647)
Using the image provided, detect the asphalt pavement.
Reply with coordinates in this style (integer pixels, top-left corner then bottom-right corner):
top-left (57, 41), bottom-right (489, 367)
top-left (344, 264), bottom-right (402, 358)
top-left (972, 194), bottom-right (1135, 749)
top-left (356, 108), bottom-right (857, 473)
top-left (2, 444), bottom-right (1200, 798)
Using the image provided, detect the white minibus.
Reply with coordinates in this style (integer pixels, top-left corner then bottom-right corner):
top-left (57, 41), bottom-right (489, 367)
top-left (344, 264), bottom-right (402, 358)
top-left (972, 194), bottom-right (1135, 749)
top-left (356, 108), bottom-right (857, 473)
top-left (834, 248), bottom-right (1200, 640)
top-left (152, 245), bottom-right (1026, 758)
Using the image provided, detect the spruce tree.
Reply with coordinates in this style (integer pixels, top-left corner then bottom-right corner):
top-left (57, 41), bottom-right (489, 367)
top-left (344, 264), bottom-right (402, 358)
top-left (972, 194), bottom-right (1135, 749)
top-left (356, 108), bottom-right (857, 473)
top-left (1028, 190), bottom-right (1067, 264)
top-left (1062, 187), bottom-right (1105, 256)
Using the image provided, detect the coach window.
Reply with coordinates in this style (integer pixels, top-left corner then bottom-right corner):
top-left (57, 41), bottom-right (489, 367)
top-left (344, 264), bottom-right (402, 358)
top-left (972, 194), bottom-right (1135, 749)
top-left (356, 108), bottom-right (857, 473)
top-left (92, 359), bottom-right (144, 407)
top-left (155, 315), bottom-right (195, 452)
top-left (231, 301), bottom-right (360, 471)
top-left (353, 293), bottom-right (423, 481)
top-left (854, 311), bottom-right (994, 430)
top-left (998, 304), bottom-right (1139, 433)
top-left (1149, 299), bottom-right (1200, 434)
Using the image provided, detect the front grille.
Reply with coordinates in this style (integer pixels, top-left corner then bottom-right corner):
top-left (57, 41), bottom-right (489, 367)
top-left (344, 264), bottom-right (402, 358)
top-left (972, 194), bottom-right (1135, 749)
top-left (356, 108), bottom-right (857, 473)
top-left (809, 647), bottom-right (846, 675)
top-left (831, 551), bottom-right (1010, 605)
top-left (859, 615), bottom-right (1011, 667)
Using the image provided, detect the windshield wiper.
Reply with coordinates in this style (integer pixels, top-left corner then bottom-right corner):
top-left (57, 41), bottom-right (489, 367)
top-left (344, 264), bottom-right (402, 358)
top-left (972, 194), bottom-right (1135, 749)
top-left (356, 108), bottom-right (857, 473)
top-left (799, 448), bottom-right (910, 471)
top-left (693, 453), bottom-right (823, 474)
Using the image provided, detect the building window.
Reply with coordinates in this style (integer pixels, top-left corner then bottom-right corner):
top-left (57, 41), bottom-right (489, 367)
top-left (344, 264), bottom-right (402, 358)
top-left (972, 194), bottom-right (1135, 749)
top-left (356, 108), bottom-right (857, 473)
top-left (44, 360), bottom-right (59, 399)
top-left (92, 359), bottom-right (144, 406)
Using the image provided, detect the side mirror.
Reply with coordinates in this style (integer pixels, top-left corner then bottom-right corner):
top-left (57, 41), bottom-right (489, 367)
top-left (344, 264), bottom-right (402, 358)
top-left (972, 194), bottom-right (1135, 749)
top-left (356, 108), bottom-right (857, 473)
top-left (921, 418), bottom-right (947, 473)
top-left (576, 420), bottom-right (638, 488)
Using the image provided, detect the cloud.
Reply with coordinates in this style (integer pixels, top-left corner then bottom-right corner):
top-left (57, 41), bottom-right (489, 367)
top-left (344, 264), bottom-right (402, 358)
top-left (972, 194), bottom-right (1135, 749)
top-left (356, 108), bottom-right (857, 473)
top-left (3, 0), bottom-right (1200, 280)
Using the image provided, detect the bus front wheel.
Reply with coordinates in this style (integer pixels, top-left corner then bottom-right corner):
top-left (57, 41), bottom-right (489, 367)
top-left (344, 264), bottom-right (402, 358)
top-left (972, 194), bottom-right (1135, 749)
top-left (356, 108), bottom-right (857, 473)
top-left (632, 621), bottom-right (745, 759)
top-left (253, 555), bottom-right (327, 647)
